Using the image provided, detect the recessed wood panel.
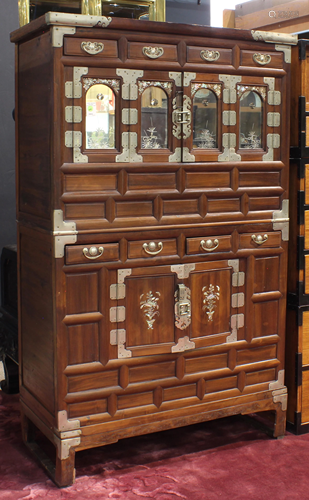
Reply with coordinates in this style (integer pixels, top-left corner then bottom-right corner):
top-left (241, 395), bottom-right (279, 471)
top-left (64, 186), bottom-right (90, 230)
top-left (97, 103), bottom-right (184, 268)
top-left (116, 201), bottom-right (153, 218)
top-left (185, 171), bottom-right (230, 189)
top-left (236, 345), bottom-right (277, 365)
top-left (67, 323), bottom-right (99, 365)
top-left (207, 199), bottom-right (240, 213)
top-left (65, 174), bottom-right (118, 192)
top-left (254, 256), bottom-right (280, 293)
top-left (185, 353), bottom-right (228, 374)
top-left (239, 172), bottom-right (280, 187)
top-left (164, 384), bottom-right (197, 401)
top-left (163, 199), bottom-right (199, 216)
top-left (66, 273), bottom-right (99, 314)
top-left (68, 370), bottom-right (118, 393)
top-left (249, 197), bottom-right (280, 211)
top-left (125, 275), bottom-right (175, 347)
top-left (253, 301), bottom-right (279, 338)
top-left (128, 172), bottom-right (177, 191)
top-left (118, 392), bottom-right (153, 410)
top-left (246, 368), bottom-right (276, 386)
top-left (129, 361), bottom-right (176, 383)
top-left (205, 375), bottom-right (237, 394)
top-left (68, 399), bottom-right (108, 418)
top-left (65, 203), bottom-right (105, 219)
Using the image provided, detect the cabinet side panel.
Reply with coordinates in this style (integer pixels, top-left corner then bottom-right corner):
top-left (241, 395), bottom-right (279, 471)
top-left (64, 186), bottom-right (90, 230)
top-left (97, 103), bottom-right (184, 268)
top-left (19, 228), bottom-right (55, 413)
top-left (17, 32), bottom-right (52, 221)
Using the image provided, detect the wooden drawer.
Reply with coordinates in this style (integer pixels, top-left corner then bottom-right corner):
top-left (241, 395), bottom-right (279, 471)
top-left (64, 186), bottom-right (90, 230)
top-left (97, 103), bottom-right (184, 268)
top-left (239, 49), bottom-right (284, 69)
top-left (186, 235), bottom-right (232, 255)
top-left (187, 46), bottom-right (233, 65)
top-left (128, 238), bottom-right (178, 259)
top-left (239, 231), bottom-right (281, 249)
top-left (65, 243), bottom-right (119, 265)
top-left (63, 37), bottom-right (118, 58)
top-left (127, 42), bottom-right (178, 62)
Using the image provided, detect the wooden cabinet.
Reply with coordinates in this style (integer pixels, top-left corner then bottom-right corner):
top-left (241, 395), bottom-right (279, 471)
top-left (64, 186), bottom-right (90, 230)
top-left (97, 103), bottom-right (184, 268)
top-left (11, 13), bottom-right (294, 486)
top-left (287, 40), bottom-right (309, 433)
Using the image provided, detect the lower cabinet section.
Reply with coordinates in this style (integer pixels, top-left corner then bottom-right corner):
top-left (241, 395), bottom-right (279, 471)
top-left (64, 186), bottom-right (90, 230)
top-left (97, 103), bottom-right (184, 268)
top-left (19, 226), bottom-right (288, 487)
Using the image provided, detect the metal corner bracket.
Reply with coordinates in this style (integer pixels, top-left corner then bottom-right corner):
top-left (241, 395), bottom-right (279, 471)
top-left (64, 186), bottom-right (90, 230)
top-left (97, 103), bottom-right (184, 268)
top-left (53, 210), bottom-right (78, 259)
top-left (251, 30), bottom-right (297, 46)
top-left (52, 27), bottom-right (76, 48)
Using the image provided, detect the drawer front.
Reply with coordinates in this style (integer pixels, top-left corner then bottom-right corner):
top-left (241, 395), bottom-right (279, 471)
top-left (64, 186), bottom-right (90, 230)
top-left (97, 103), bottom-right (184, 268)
top-left (127, 42), bottom-right (178, 62)
top-left (128, 239), bottom-right (178, 259)
top-left (239, 231), bottom-right (281, 249)
top-left (186, 235), bottom-right (232, 255)
top-left (240, 49), bottom-right (284, 69)
top-left (66, 243), bottom-right (119, 265)
top-left (187, 46), bottom-right (233, 65)
top-left (63, 38), bottom-right (118, 58)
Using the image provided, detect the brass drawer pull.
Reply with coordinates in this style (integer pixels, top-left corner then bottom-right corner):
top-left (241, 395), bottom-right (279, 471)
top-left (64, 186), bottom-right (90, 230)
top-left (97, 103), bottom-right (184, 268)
top-left (252, 234), bottom-right (268, 245)
top-left (142, 46), bottom-right (164, 59)
top-left (200, 239), bottom-right (219, 252)
top-left (253, 53), bottom-right (271, 65)
top-left (83, 246), bottom-right (104, 259)
top-left (200, 49), bottom-right (220, 62)
top-left (143, 241), bottom-right (163, 255)
top-left (81, 41), bottom-right (104, 55)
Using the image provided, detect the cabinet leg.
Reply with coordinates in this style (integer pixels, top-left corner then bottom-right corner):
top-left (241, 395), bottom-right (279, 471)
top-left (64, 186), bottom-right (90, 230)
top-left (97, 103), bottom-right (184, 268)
top-left (55, 448), bottom-right (76, 488)
top-left (21, 409), bottom-right (37, 444)
top-left (273, 406), bottom-right (286, 439)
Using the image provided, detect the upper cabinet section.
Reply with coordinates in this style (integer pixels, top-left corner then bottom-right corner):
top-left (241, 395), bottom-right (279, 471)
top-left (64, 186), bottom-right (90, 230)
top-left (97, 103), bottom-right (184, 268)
top-left (64, 65), bottom-right (284, 164)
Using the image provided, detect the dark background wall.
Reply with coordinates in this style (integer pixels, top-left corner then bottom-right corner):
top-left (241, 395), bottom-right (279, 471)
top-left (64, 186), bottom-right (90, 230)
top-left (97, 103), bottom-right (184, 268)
top-left (0, 1), bottom-right (19, 270)
top-left (166, 0), bottom-right (210, 25)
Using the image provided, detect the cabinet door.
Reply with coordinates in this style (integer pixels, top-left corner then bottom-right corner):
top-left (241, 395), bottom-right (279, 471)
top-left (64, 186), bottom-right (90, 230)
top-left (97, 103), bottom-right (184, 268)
top-left (110, 259), bottom-right (244, 359)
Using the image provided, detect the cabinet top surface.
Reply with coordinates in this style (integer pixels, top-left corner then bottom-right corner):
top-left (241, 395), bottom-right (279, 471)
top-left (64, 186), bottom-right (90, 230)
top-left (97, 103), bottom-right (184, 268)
top-left (10, 11), bottom-right (298, 46)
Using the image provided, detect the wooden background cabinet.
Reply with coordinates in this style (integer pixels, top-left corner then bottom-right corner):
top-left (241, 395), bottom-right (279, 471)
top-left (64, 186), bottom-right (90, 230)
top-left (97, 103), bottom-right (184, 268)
top-left (11, 13), bottom-right (295, 486)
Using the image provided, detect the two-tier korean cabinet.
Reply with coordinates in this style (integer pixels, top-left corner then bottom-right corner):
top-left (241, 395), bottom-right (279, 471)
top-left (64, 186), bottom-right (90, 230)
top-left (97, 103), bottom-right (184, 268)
top-left (11, 13), bottom-right (295, 486)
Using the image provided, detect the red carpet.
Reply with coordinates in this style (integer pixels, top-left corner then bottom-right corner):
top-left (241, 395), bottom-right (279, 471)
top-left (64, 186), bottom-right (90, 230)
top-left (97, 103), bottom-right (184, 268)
top-left (1, 391), bottom-right (309, 499)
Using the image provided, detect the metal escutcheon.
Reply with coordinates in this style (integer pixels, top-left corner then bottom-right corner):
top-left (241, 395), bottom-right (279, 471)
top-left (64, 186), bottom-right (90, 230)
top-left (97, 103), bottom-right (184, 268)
top-left (83, 246), bottom-right (104, 259)
top-left (251, 234), bottom-right (268, 245)
top-left (200, 239), bottom-right (219, 252)
top-left (143, 241), bottom-right (163, 255)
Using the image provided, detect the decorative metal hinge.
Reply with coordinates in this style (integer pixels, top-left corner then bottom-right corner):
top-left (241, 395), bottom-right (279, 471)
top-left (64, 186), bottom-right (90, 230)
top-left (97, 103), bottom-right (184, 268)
top-left (272, 200), bottom-right (289, 241)
top-left (65, 67), bottom-right (89, 99)
top-left (65, 106), bottom-right (82, 123)
top-left (219, 74), bottom-right (242, 104)
top-left (110, 284), bottom-right (126, 300)
top-left (116, 132), bottom-right (143, 163)
top-left (267, 112), bottom-right (280, 127)
top-left (110, 329), bottom-right (132, 358)
top-left (116, 69), bottom-right (144, 100)
top-left (218, 133), bottom-right (241, 162)
top-left (227, 313), bottom-right (244, 343)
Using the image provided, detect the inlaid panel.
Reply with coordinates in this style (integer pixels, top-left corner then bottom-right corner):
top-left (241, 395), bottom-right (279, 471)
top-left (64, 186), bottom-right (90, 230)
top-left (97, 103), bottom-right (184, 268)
top-left (126, 275), bottom-right (175, 347)
top-left (190, 267), bottom-right (231, 339)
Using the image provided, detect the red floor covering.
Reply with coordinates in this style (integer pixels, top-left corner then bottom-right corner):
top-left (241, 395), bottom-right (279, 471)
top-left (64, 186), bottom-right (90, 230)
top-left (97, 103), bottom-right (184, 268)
top-left (1, 391), bottom-right (309, 500)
